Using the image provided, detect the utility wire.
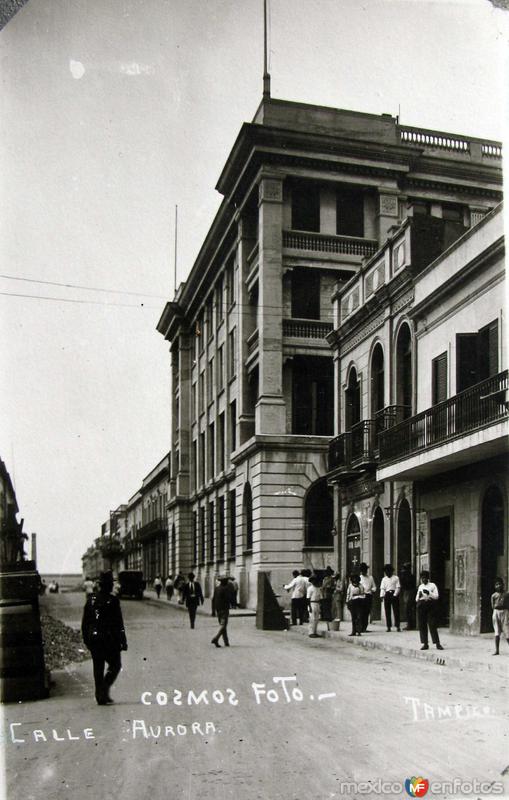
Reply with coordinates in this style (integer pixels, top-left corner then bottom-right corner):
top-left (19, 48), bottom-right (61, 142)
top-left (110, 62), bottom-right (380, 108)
top-left (0, 291), bottom-right (161, 309)
top-left (0, 273), bottom-right (167, 299)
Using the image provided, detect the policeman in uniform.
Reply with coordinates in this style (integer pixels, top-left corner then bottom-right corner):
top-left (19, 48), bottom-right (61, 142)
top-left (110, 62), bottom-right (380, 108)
top-left (82, 570), bottom-right (127, 705)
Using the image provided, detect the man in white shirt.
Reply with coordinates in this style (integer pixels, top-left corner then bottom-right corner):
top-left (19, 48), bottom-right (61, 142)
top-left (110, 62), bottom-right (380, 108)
top-left (359, 563), bottom-right (376, 632)
top-left (416, 570), bottom-right (443, 650)
top-left (284, 570), bottom-right (308, 625)
top-left (306, 576), bottom-right (322, 638)
top-left (380, 564), bottom-right (401, 632)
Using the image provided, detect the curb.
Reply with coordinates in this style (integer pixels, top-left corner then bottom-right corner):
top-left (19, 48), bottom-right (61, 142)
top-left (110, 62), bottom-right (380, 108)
top-left (300, 627), bottom-right (508, 676)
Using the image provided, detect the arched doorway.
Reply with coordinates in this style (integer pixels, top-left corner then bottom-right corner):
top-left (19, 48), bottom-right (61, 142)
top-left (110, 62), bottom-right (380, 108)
top-left (304, 480), bottom-right (333, 547)
top-left (346, 514), bottom-right (361, 576)
top-left (371, 506), bottom-right (385, 621)
top-left (345, 367), bottom-right (361, 430)
top-left (395, 324), bottom-right (412, 418)
top-left (481, 486), bottom-right (506, 632)
top-left (397, 499), bottom-right (412, 573)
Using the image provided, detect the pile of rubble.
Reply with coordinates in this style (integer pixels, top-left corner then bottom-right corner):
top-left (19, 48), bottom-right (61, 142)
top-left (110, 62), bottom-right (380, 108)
top-left (40, 611), bottom-right (89, 671)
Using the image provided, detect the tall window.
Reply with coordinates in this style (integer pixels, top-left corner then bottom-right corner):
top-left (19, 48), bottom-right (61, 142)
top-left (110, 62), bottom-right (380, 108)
top-left (229, 489), bottom-right (236, 558)
top-left (208, 422), bottom-right (215, 480)
top-left (432, 352), bottom-right (448, 405)
top-left (199, 432), bottom-right (205, 486)
top-left (207, 358), bottom-right (214, 404)
top-left (291, 268), bottom-right (320, 320)
top-left (345, 366), bottom-right (361, 430)
top-left (292, 356), bottom-right (333, 435)
top-left (228, 329), bottom-right (236, 379)
top-left (229, 400), bottom-right (237, 453)
top-left (304, 479), bottom-right (333, 547)
top-left (337, 187), bottom-right (364, 237)
top-left (226, 260), bottom-right (235, 307)
top-left (191, 440), bottom-right (197, 491)
top-left (370, 344), bottom-right (385, 417)
top-left (243, 483), bottom-right (253, 551)
top-left (218, 496), bottom-right (225, 561)
top-left (199, 507), bottom-right (205, 564)
top-left (192, 512), bottom-right (197, 565)
top-left (208, 501), bottom-right (215, 562)
top-left (191, 383), bottom-right (197, 421)
top-left (216, 276), bottom-right (224, 324)
top-left (456, 320), bottom-right (498, 393)
top-left (199, 372), bottom-right (205, 415)
top-left (291, 180), bottom-right (320, 232)
top-left (217, 412), bottom-right (225, 473)
top-left (217, 345), bottom-right (224, 392)
top-left (395, 324), bottom-right (412, 416)
top-left (206, 297), bottom-right (214, 340)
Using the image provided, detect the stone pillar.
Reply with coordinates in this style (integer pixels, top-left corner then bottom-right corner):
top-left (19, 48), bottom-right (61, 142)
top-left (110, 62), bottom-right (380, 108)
top-left (256, 174), bottom-right (286, 434)
top-left (176, 333), bottom-right (191, 497)
top-left (237, 215), bottom-right (257, 444)
top-left (377, 190), bottom-right (400, 243)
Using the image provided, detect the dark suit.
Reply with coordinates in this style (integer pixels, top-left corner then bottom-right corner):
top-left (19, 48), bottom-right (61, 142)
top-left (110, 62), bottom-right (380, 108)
top-left (82, 590), bottom-right (127, 704)
top-left (182, 580), bottom-right (204, 628)
top-left (211, 584), bottom-right (231, 646)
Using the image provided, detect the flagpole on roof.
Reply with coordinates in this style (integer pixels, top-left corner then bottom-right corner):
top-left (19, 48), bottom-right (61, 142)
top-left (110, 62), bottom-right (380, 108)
top-left (174, 204), bottom-right (178, 296)
top-left (263, 0), bottom-right (271, 98)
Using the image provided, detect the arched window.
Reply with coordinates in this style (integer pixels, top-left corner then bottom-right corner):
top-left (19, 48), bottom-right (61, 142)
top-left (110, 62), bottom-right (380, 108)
top-left (345, 366), bottom-right (361, 430)
top-left (304, 479), bottom-right (333, 547)
top-left (370, 343), bottom-right (385, 418)
top-left (396, 324), bottom-right (412, 417)
top-left (243, 483), bottom-right (253, 551)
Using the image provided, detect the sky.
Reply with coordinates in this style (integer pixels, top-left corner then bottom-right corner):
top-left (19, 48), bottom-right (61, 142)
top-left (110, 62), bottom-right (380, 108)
top-left (0, 0), bottom-right (507, 574)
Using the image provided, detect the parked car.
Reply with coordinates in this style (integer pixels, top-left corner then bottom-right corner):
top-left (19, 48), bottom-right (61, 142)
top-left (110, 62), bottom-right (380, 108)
top-left (117, 570), bottom-right (146, 599)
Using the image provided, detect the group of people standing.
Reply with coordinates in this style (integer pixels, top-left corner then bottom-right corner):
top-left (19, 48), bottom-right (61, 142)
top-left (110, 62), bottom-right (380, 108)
top-left (284, 562), bottom-right (444, 650)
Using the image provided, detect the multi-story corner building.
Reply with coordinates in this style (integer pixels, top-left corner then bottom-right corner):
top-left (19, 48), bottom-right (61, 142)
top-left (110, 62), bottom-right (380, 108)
top-left (328, 202), bottom-right (506, 634)
top-left (123, 454), bottom-right (169, 583)
top-left (157, 96), bottom-right (503, 609)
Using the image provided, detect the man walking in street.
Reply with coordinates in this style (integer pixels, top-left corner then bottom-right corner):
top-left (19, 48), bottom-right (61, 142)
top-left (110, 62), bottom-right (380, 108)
top-left (284, 569), bottom-right (308, 625)
top-left (81, 570), bottom-right (127, 705)
top-left (182, 572), bottom-right (204, 629)
top-left (211, 577), bottom-right (231, 647)
top-left (359, 563), bottom-right (376, 632)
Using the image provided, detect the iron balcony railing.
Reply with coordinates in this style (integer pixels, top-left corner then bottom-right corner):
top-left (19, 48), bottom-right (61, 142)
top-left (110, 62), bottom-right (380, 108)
top-left (283, 230), bottom-right (378, 258)
top-left (378, 371), bottom-right (509, 463)
top-left (138, 517), bottom-right (169, 541)
top-left (328, 405), bottom-right (412, 473)
top-left (283, 318), bottom-right (333, 339)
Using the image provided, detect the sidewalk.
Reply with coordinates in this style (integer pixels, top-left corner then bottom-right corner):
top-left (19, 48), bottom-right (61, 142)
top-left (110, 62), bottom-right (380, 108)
top-left (290, 617), bottom-right (509, 676)
top-left (143, 590), bottom-right (507, 675)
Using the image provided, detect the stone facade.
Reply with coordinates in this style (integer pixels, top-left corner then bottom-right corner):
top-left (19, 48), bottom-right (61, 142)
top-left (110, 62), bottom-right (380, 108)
top-left (157, 97), bottom-right (503, 609)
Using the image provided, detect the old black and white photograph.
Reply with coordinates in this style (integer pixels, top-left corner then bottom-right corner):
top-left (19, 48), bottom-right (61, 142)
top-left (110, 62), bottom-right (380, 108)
top-left (1, 1), bottom-right (508, 798)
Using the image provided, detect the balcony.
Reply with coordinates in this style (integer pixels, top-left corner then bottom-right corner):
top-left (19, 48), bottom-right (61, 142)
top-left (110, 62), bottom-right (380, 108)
top-left (283, 318), bottom-right (333, 339)
top-left (283, 230), bottom-right (378, 259)
top-left (327, 406), bottom-right (411, 476)
top-left (138, 517), bottom-right (169, 542)
top-left (378, 371), bottom-right (509, 478)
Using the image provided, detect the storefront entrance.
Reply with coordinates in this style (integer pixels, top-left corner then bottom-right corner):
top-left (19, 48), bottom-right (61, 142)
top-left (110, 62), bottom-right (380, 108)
top-left (480, 486), bottom-right (505, 633)
top-left (429, 516), bottom-right (451, 626)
